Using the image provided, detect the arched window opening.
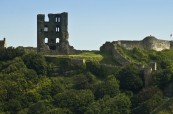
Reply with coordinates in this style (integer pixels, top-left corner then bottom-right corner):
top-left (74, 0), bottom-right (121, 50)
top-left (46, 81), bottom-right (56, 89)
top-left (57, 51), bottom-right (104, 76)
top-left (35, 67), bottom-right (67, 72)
top-left (56, 27), bottom-right (60, 32)
top-left (56, 17), bottom-right (60, 22)
top-left (58, 17), bottom-right (60, 22)
top-left (56, 38), bottom-right (59, 43)
top-left (45, 38), bottom-right (48, 44)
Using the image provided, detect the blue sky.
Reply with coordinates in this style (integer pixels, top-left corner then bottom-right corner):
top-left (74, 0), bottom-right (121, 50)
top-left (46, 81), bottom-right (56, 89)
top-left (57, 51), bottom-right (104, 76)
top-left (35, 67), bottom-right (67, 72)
top-left (0, 0), bottom-right (173, 50)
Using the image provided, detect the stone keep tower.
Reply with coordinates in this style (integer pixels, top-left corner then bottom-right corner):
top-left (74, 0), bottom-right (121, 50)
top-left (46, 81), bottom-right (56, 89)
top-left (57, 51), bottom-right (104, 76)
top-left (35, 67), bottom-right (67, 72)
top-left (37, 12), bottom-right (75, 54)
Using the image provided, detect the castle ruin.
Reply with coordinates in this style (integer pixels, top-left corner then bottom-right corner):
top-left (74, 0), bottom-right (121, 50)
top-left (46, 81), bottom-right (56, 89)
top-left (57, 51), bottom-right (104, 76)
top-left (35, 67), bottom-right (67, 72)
top-left (100, 36), bottom-right (163, 87)
top-left (116, 35), bottom-right (173, 51)
top-left (0, 38), bottom-right (6, 48)
top-left (37, 12), bottom-right (76, 55)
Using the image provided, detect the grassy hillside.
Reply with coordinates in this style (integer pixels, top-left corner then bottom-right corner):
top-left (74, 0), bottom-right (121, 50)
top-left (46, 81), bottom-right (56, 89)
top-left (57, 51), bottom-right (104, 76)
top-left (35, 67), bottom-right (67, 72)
top-left (117, 45), bottom-right (173, 68)
top-left (45, 51), bottom-right (103, 61)
top-left (46, 51), bottom-right (118, 65)
top-left (116, 47), bottom-right (173, 113)
top-left (1, 47), bottom-right (173, 113)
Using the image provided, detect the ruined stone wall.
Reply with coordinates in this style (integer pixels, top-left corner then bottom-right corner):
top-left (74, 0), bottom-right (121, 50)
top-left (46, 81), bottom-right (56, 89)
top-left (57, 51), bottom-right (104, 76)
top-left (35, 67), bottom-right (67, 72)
top-left (117, 40), bottom-right (143, 50)
top-left (150, 40), bottom-right (170, 51)
top-left (116, 36), bottom-right (171, 51)
top-left (0, 38), bottom-right (6, 48)
top-left (100, 42), bottom-right (130, 66)
top-left (170, 41), bottom-right (173, 49)
top-left (143, 62), bottom-right (156, 87)
top-left (142, 36), bottom-right (170, 51)
top-left (37, 12), bottom-right (76, 55)
top-left (112, 48), bottom-right (130, 66)
top-left (100, 41), bottom-right (114, 53)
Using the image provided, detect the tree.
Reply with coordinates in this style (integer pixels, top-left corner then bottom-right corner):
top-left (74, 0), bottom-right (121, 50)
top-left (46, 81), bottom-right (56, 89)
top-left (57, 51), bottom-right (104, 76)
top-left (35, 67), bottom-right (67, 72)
top-left (50, 77), bottom-right (65, 96)
top-left (28, 100), bottom-right (53, 114)
top-left (0, 47), bottom-right (24, 61)
top-left (54, 89), bottom-right (94, 113)
top-left (144, 94), bottom-right (164, 113)
top-left (23, 53), bottom-right (47, 75)
top-left (103, 94), bottom-right (131, 114)
top-left (132, 88), bottom-right (164, 114)
top-left (36, 77), bottom-right (52, 100)
top-left (154, 69), bottom-right (173, 88)
top-left (89, 94), bottom-right (131, 114)
top-left (85, 101), bottom-right (101, 114)
top-left (73, 72), bottom-right (97, 90)
top-left (24, 69), bottom-right (38, 82)
top-left (118, 64), bottom-right (144, 93)
top-left (44, 108), bottom-right (72, 114)
top-left (94, 75), bottom-right (120, 99)
top-left (132, 86), bottom-right (162, 108)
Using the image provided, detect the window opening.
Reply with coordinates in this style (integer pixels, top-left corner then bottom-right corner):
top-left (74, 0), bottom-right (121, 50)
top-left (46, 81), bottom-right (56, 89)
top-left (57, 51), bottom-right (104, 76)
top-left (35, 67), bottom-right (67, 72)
top-left (56, 38), bottom-right (59, 43)
top-left (44, 26), bottom-right (48, 32)
top-left (45, 38), bottom-right (48, 44)
top-left (56, 27), bottom-right (60, 32)
top-left (56, 17), bottom-right (60, 22)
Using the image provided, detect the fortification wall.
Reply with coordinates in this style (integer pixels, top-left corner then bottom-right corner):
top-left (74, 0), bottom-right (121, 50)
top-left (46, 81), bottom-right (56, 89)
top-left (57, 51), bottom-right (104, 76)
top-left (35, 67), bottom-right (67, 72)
top-left (117, 40), bottom-right (143, 50)
top-left (112, 49), bottom-right (130, 66)
top-left (115, 36), bottom-right (171, 51)
top-left (100, 41), bottom-right (114, 53)
top-left (100, 41), bottom-right (130, 66)
top-left (170, 41), bottom-right (173, 49)
top-left (150, 40), bottom-right (170, 51)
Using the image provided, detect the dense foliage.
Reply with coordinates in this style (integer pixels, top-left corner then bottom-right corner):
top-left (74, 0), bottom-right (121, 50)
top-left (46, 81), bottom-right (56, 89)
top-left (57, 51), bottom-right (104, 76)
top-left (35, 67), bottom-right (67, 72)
top-left (0, 48), bottom-right (173, 113)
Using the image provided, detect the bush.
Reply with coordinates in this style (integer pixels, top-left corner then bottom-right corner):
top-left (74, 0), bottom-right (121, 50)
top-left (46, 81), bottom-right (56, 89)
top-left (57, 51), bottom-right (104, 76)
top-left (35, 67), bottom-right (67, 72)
top-left (94, 75), bottom-right (120, 99)
top-left (118, 64), bottom-right (144, 93)
top-left (23, 53), bottom-right (47, 75)
top-left (73, 72), bottom-right (97, 90)
top-left (54, 89), bottom-right (94, 113)
top-left (89, 94), bottom-right (131, 114)
top-left (28, 100), bottom-right (53, 114)
top-left (0, 47), bottom-right (24, 61)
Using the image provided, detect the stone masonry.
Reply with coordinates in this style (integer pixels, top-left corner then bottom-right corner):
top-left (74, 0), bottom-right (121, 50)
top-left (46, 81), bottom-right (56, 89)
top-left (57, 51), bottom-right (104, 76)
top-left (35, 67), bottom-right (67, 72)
top-left (116, 35), bottom-right (172, 51)
top-left (37, 12), bottom-right (76, 55)
top-left (100, 36), bottom-right (161, 87)
top-left (0, 38), bottom-right (6, 48)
